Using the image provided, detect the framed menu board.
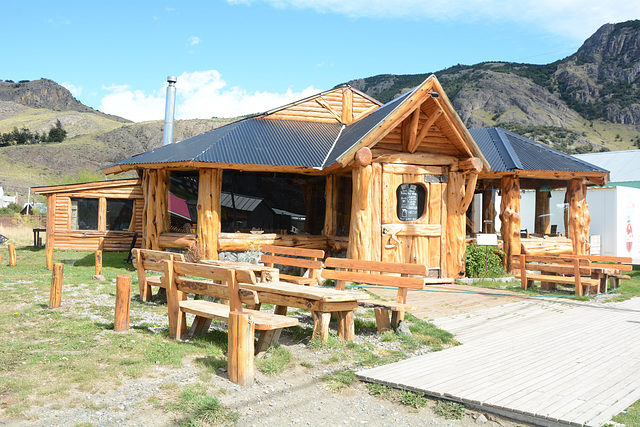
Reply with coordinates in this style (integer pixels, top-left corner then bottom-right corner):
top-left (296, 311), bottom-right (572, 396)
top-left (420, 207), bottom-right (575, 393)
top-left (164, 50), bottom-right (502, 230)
top-left (396, 184), bottom-right (425, 221)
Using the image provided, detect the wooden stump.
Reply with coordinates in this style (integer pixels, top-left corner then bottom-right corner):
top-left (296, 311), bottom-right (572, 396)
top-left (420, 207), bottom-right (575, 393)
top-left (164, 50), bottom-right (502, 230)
top-left (8, 244), bottom-right (16, 266)
top-left (228, 311), bottom-right (255, 386)
top-left (114, 275), bottom-right (131, 331)
top-left (95, 238), bottom-right (103, 276)
top-left (49, 263), bottom-right (64, 308)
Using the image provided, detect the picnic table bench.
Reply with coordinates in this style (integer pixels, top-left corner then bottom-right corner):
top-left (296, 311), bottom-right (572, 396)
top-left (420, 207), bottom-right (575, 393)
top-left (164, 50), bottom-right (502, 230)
top-left (560, 254), bottom-right (632, 292)
top-left (237, 269), bottom-right (369, 343)
top-left (163, 259), bottom-right (299, 386)
top-left (322, 257), bottom-right (435, 333)
top-left (259, 244), bottom-right (324, 286)
top-left (132, 249), bottom-right (185, 301)
top-left (512, 254), bottom-right (631, 296)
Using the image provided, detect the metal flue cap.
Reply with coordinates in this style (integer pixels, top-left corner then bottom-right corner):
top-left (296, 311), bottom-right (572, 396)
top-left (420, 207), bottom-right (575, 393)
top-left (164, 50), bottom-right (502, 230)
top-left (167, 76), bottom-right (177, 84)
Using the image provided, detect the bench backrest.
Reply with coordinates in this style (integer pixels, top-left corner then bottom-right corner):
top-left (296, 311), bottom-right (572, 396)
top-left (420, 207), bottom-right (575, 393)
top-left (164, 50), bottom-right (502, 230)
top-left (560, 254), bottom-right (633, 271)
top-left (260, 244), bottom-right (324, 277)
top-left (322, 257), bottom-right (427, 290)
top-left (133, 248), bottom-right (185, 272)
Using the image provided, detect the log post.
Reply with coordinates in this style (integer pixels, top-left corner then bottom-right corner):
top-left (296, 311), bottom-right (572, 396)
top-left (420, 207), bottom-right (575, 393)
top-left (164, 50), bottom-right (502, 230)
top-left (45, 193), bottom-right (56, 270)
top-left (446, 171), bottom-right (478, 278)
top-left (95, 237), bottom-right (104, 276)
top-left (482, 188), bottom-right (495, 234)
top-left (8, 244), bottom-right (16, 266)
top-left (49, 263), bottom-right (64, 308)
top-left (568, 178), bottom-right (590, 255)
top-left (500, 175), bottom-right (521, 272)
top-left (114, 274), bottom-right (131, 331)
top-left (535, 188), bottom-right (551, 235)
top-left (197, 168), bottom-right (222, 260)
top-left (347, 164), bottom-right (373, 261)
top-left (228, 311), bottom-right (255, 386)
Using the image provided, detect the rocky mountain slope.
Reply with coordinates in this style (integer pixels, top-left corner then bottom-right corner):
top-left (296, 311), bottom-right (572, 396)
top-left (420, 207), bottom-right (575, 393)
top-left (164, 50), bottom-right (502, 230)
top-left (2, 21), bottom-right (640, 202)
top-left (347, 20), bottom-right (640, 153)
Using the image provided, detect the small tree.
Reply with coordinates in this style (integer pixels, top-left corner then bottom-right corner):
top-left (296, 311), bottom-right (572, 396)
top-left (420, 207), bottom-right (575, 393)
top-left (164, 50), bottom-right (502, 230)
top-left (47, 119), bottom-right (67, 143)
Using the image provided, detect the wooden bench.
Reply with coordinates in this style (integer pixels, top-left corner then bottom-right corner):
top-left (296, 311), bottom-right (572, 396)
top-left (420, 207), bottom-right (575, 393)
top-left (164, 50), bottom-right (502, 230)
top-left (512, 254), bottom-right (601, 296)
top-left (132, 249), bottom-right (185, 301)
top-left (260, 244), bottom-right (325, 286)
top-left (561, 255), bottom-right (632, 292)
top-left (163, 260), bottom-right (299, 386)
top-left (321, 257), bottom-right (430, 333)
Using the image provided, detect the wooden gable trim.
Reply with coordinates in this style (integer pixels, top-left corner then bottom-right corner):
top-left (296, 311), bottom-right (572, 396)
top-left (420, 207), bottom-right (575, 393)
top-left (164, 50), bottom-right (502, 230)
top-left (31, 178), bottom-right (142, 195)
top-left (408, 108), bottom-right (442, 153)
top-left (479, 169), bottom-right (609, 187)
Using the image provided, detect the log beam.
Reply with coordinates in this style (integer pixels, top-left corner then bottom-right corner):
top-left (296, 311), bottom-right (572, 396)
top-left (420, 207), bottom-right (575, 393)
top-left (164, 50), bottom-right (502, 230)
top-left (535, 189), bottom-right (551, 235)
top-left (568, 178), bottom-right (590, 255)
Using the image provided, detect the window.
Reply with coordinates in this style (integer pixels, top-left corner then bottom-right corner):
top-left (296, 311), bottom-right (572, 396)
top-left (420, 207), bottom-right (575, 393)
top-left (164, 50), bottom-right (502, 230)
top-left (106, 199), bottom-right (133, 231)
top-left (168, 171), bottom-right (199, 233)
top-left (71, 198), bottom-right (99, 230)
top-left (396, 183), bottom-right (426, 222)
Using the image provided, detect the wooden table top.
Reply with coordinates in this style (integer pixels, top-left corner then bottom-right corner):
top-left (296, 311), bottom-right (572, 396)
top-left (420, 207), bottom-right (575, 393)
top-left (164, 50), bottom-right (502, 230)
top-left (240, 281), bottom-right (369, 303)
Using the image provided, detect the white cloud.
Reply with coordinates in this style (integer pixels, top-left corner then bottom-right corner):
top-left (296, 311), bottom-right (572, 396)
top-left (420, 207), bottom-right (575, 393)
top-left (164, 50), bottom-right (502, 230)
top-left (61, 82), bottom-right (83, 97)
top-left (189, 36), bottom-right (200, 46)
top-left (226, 0), bottom-right (640, 40)
top-left (98, 70), bottom-right (319, 122)
top-left (46, 15), bottom-right (70, 27)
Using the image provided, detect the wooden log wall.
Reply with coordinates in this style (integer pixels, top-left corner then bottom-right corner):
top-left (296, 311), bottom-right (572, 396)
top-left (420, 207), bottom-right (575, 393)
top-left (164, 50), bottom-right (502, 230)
top-left (266, 87), bottom-right (378, 124)
top-left (568, 178), bottom-right (590, 255)
top-left (500, 175), bottom-right (521, 272)
top-left (534, 189), bottom-right (551, 235)
top-left (197, 168), bottom-right (223, 260)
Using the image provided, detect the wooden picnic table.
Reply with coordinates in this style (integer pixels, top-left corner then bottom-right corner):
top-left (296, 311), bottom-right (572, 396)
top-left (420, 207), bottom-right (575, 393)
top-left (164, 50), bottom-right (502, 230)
top-left (201, 259), bottom-right (280, 283)
top-left (238, 280), bottom-right (369, 343)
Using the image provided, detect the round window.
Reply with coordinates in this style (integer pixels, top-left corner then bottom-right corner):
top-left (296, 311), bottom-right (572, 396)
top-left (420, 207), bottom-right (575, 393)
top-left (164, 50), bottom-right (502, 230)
top-left (396, 183), bottom-right (426, 221)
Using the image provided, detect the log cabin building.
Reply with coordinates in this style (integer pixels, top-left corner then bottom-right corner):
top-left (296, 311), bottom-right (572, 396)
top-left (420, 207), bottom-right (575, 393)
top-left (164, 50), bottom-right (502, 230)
top-left (102, 75), bottom-right (489, 280)
top-left (32, 178), bottom-right (144, 269)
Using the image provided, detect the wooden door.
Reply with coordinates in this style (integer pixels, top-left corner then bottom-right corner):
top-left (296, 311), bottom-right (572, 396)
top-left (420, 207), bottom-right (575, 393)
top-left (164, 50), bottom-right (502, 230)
top-left (381, 164), bottom-right (447, 277)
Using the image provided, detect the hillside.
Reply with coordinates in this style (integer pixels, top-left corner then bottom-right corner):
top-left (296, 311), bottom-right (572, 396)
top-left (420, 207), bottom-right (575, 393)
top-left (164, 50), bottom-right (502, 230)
top-left (347, 20), bottom-right (640, 153)
top-left (2, 20), bottom-right (640, 202)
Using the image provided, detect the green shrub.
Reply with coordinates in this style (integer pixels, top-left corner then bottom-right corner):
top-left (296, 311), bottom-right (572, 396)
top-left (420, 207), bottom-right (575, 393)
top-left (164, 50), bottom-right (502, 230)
top-left (465, 244), bottom-right (506, 278)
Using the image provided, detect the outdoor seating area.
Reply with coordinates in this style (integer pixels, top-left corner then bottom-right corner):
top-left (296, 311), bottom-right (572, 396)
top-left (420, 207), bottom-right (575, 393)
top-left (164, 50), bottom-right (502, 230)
top-left (512, 253), bottom-right (631, 296)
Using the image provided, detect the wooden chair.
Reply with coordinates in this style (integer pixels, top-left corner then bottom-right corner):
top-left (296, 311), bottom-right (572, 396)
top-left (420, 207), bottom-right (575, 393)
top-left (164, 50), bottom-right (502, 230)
top-left (322, 257), bottom-right (430, 333)
top-left (163, 260), bottom-right (298, 386)
top-left (132, 249), bottom-right (185, 301)
top-left (259, 244), bottom-right (324, 286)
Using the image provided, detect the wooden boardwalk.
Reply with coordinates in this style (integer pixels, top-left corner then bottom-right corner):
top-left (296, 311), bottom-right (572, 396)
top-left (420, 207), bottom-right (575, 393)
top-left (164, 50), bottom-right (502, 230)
top-left (357, 297), bottom-right (640, 426)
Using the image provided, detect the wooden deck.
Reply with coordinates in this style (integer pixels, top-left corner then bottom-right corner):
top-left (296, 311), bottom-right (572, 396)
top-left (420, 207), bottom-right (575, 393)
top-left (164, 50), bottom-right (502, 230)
top-left (357, 297), bottom-right (640, 426)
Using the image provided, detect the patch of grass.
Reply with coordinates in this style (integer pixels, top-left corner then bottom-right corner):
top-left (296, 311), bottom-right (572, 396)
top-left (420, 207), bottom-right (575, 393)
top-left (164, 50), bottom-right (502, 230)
top-left (255, 345), bottom-right (293, 375)
top-left (435, 399), bottom-right (466, 419)
top-left (321, 369), bottom-right (356, 392)
top-left (400, 390), bottom-right (429, 409)
top-left (176, 383), bottom-right (237, 426)
top-left (366, 382), bottom-right (394, 399)
top-left (612, 398), bottom-right (640, 426)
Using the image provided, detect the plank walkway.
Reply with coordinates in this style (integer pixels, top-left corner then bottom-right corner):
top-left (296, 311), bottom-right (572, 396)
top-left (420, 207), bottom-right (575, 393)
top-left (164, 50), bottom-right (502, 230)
top-left (357, 297), bottom-right (640, 426)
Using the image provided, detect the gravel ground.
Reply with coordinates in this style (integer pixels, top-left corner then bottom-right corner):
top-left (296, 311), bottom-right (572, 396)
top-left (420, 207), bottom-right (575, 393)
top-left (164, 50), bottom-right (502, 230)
top-left (0, 280), bottom-right (531, 427)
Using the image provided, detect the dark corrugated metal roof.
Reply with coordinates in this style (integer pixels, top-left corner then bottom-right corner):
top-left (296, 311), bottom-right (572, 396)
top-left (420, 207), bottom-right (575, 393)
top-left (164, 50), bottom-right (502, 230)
top-left (469, 128), bottom-right (608, 173)
top-left (220, 192), bottom-right (264, 212)
top-left (108, 118), bottom-right (343, 170)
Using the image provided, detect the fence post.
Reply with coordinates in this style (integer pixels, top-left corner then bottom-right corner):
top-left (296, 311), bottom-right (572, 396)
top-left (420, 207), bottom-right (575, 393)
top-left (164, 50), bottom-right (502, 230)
top-left (95, 237), bottom-right (104, 276)
top-left (49, 263), bottom-right (64, 308)
top-left (8, 244), bottom-right (16, 266)
top-left (114, 274), bottom-right (131, 331)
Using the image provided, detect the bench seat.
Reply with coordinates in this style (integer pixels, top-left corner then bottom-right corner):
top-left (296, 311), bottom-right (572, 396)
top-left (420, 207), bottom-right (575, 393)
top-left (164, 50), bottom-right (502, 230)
top-left (179, 299), bottom-right (299, 331)
top-left (514, 273), bottom-right (599, 288)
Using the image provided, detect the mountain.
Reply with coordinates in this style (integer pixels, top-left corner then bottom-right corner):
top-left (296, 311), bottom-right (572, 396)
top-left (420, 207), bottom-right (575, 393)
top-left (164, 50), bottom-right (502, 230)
top-left (2, 20), bottom-right (640, 202)
top-left (347, 20), bottom-right (640, 153)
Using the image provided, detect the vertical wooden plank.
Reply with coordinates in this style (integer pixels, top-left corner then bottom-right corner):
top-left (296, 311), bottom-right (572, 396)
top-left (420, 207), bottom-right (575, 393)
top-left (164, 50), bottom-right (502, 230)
top-left (440, 177), bottom-right (448, 277)
top-left (164, 259), bottom-right (186, 339)
top-left (500, 175), bottom-right (521, 273)
top-left (312, 311), bottom-right (331, 343)
top-left (336, 310), bottom-right (355, 341)
top-left (429, 182), bottom-right (442, 271)
top-left (370, 163), bottom-right (383, 261)
top-left (49, 263), bottom-right (64, 308)
top-left (446, 171), bottom-right (466, 278)
top-left (323, 174), bottom-right (336, 237)
top-left (519, 254), bottom-right (528, 290)
top-left (574, 258), bottom-right (583, 296)
top-left (114, 275), bottom-right (131, 331)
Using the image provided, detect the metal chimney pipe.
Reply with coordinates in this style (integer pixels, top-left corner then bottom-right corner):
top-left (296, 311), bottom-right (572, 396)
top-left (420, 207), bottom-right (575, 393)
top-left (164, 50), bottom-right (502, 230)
top-left (163, 76), bottom-right (177, 146)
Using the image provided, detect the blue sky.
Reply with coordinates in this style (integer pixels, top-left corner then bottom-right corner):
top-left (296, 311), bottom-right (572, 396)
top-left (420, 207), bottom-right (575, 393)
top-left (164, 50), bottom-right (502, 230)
top-left (2, 1), bottom-right (638, 122)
